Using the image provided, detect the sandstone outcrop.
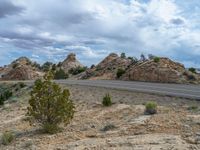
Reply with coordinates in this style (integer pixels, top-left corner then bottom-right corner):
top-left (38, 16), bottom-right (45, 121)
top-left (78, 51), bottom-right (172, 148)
top-left (2, 65), bottom-right (42, 80)
top-left (1, 57), bottom-right (43, 80)
top-left (79, 53), bottom-right (132, 79)
top-left (122, 57), bottom-right (200, 84)
top-left (61, 53), bottom-right (83, 73)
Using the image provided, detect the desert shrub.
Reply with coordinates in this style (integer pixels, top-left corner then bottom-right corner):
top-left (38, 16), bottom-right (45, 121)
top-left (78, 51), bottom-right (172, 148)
top-left (69, 66), bottom-right (87, 75)
top-left (90, 64), bottom-right (95, 69)
top-left (41, 61), bottom-right (53, 72)
top-left (32, 62), bottom-right (41, 69)
top-left (27, 72), bottom-right (75, 134)
top-left (3, 90), bottom-right (13, 99)
top-left (54, 69), bottom-right (68, 79)
top-left (188, 105), bottom-right (198, 112)
top-left (153, 57), bottom-right (160, 63)
top-left (1, 131), bottom-right (15, 145)
top-left (102, 93), bottom-right (112, 107)
top-left (19, 82), bottom-right (26, 88)
top-left (57, 62), bottom-right (62, 67)
top-left (51, 64), bottom-right (57, 71)
top-left (116, 68), bottom-right (126, 78)
top-left (189, 67), bottom-right (196, 74)
top-left (120, 52), bottom-right (126, 59)
top-left (0, 94), bottom-right (5, 105)
top-left (128, 57), bottom-right (138, 63)
top-left (95, 66), bottom-right (102, 71)
top-left (145, 101), bottom-right (157, 115)
top-left (0, 89), bottom-right (13, 105)
top-left (101, 124), bottom-right (116, 132)
top-left (12, 63), bottom-right (18, 69)
top-left (187, 74), bottom-right (196, 80)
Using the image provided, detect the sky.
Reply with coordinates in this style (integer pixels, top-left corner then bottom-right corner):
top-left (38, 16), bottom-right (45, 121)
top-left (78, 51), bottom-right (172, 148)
top-left (0, 0), bottom-right (200, 68)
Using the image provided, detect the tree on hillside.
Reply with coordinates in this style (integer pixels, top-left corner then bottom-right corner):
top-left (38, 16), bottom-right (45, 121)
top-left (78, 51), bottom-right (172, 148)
top-left (27, 72), bottom-right (75, 134)
top-left (140, 54), bottom-right (146, 61)
top-left (41, 62), bottom-right (53, 72)
top-left (54, 69), bottom-right (69, 79)
top-left (69, 66), bottom-right (87, 75)
top-left (120, 53), bottom-right (126, 59)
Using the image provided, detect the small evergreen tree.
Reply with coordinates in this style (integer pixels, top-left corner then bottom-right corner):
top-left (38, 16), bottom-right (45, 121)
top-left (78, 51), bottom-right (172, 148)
top-left (102, 93), bottom-right (112, 107)
top-left (120, 52), bottom-right (126, 59)
top-left (54, 69), bottom-right (68, 79)
top-left (153, 57), bottom-right (160, 63)
top-left (27, 72), bottom-right (75, 134)
top-left (140, 54), bottom-right (146, 61)
top-left (116, 68), bottom-right (126, 78)
top-left (0, 94), bottom-right (5, 105)
top-left (41, 62), bottom-right (53, 72)
top-left (189, 67), bottom-right (196, 74)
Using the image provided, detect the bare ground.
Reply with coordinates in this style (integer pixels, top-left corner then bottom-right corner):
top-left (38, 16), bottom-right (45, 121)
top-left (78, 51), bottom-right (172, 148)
top-left (0, 84), bottom-right (200, 150)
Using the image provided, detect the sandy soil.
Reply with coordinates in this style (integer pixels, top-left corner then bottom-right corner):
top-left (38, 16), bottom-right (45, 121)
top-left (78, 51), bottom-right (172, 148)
top-left (0, 84), bottom-right (200, 150)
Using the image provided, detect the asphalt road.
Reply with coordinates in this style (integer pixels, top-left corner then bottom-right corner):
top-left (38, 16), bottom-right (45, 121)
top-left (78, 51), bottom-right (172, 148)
top-left (56, 80), bottom-right (200, 100)
top-left (1, 80), bottom-right (200, 100)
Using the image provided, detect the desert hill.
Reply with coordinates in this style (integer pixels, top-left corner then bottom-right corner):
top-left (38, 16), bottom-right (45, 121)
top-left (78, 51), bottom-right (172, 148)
top-left (122, 57), bottom-right (200, 84)
top-left (78, 53), bottom-right (200, 84)
top-left (0, 57), bottom-right (43, 80)
top-left (0, 53), bottom-right (199, 84)
top-left (61, 53), bottom-right (84, 73)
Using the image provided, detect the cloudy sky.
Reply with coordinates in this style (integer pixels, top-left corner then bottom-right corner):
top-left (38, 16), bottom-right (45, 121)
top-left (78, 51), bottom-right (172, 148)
top-left (0, 0), bottom-right (200, 67)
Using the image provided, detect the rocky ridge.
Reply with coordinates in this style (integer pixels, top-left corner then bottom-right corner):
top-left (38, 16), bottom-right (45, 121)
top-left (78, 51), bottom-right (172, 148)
top-left (122, 57), bottom-right (200, 84)
top-left (61, 53), bottom-right (83, 73)
top-left (1, 57), bottom-right (43, 80)
top-left (77, 53), bottom-right (132, 80)
top-left (0, 53), bottom-right (199, 83)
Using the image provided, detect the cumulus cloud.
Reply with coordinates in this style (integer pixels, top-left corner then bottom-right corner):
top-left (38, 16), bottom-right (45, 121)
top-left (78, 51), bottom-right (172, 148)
top-left (0, 0), bottom-right (24, 18)
top-left (0, 0), bottom-right (200, 67)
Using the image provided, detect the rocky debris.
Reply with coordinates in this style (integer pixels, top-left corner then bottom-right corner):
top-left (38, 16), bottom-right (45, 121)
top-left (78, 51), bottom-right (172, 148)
top-left (78, 53), bottom-right (132, 79)
top-left (122, 57), bottom-right (200, 84)
top-left (61, 53), bottom-right (83, 73)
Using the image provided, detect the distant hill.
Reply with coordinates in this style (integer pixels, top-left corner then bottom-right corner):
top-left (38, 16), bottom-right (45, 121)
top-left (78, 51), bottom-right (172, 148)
top-left (0, 53), bottom-right (199, 84)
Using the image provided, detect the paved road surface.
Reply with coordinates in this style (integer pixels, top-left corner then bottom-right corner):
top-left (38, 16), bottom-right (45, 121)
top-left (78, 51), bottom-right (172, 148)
top-left (56, 80), bottom-right (200, 100)
top-left (1, 80), bottom-right (200, 100)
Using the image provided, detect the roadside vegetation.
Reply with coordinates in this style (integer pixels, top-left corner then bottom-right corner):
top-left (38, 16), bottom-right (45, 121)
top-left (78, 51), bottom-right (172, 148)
top-left (145, 101), bottom-right (157, 115)
top-left (116, 68), bottom-right (126, 78)
top-left (69, 66), bottom-right (87, 75)
top-left (102, 93), bottom-right (112, 107)
top-left (27, 72), bottom-right (75, 134)
top-left (54, 69), bottom-right (69, 79)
